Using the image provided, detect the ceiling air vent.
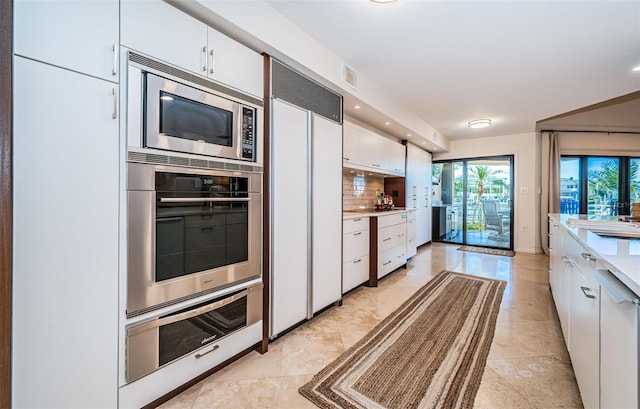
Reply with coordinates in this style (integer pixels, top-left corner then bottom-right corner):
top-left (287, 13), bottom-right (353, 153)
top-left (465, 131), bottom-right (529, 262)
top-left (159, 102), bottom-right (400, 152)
top-left (342, 63), bottom-right (358, 90)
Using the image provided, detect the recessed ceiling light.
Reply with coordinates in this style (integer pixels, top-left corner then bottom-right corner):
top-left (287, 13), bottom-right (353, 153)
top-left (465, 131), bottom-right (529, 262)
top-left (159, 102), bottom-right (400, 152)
top-left (422, 141), bottom-right (426, 145)
top-left (385, 121), bottom-right (391, 125)
top-left (354, 105), bottom-right (361, 109)
top-left (633, 65), bottom-right (640, 72)
top-left (370, 0), bottom-right (398, 3)
top-left (407, 133), bottom-right (412, 137)
top-left (468, 119), bottom-right (492, 129)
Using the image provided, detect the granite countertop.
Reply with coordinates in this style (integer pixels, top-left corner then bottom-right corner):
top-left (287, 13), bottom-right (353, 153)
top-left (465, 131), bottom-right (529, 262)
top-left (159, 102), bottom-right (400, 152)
top-left (343, 208), bottom-right (409, 220)
top-left (549, 213), bottom-right (640, 295)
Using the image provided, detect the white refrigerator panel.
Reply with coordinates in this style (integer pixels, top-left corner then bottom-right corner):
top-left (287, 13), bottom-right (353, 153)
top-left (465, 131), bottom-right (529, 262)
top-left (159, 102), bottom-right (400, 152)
top-left (311, 114), bottom-right (343, 313)
top-left (270, 100), bottom-right (310, 336)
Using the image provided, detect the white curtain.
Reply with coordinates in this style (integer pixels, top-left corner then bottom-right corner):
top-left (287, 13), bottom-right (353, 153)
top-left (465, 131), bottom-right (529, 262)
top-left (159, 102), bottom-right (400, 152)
top-left (540, 131), bottom-right (560, 255)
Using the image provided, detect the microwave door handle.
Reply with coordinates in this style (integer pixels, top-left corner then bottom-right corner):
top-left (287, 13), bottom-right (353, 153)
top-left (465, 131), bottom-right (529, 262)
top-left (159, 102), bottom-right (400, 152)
top-left (159, 197), bottom-right (251, 203)
top-left (127, 290), bottom-right (249, 337)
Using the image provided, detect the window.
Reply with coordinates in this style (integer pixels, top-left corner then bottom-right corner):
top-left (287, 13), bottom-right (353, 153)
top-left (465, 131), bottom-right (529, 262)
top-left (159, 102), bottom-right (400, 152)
top-left (560, 156), bottom-right (639, 216)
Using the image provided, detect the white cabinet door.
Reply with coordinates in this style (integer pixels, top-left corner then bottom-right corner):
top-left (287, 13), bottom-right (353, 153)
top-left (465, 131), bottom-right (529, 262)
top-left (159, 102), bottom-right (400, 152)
top-left (358, 129), bottom-right (387, 171)
top-left (207, 27), bottom-right (263, 97)
top-left (598, 268), bottom-right (639, 409)
top-left (270, 99), bottom-right (310, 336)
top-left (15, 0), bottom-right (119, 82)
top-left (121, 0), bottom-right (208, 76)
top-left (312, 114), bottom-right (343, 313)
top-left (343, 122), bottom-right (359, 164)
top-left (386, 139), bottom-right (406, 176)
top-left (568, 266), bottom-right (599, 409)
top-left (417, 196), bottom-right (432, 245)
top-left (13, 57), bottom-right (119, 408)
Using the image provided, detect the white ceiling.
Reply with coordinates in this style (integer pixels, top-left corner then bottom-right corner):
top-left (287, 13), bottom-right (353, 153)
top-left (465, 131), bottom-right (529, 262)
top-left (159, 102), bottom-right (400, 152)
top-left (264, 0), bottom-right (640, 141)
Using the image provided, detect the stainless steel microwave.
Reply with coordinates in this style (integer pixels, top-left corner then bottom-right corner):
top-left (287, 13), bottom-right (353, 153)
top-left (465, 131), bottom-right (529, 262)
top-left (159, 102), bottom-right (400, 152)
top-left (127, 52), bottom-right (263, 163)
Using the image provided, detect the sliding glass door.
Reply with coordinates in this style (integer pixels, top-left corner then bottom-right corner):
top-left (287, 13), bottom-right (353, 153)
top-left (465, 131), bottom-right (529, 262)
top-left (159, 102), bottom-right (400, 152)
top-left (432, 156), bottom-right (514, 250)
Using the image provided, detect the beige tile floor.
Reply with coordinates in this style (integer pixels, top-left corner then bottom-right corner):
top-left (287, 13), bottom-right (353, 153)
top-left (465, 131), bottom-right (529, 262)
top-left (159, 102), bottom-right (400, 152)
top-left (158, 242), bottom-right (583, 409)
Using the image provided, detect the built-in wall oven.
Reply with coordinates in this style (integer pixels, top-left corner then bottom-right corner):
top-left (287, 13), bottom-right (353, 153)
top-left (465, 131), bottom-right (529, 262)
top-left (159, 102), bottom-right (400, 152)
top-left (127, 162), bottom-right (262, 316)
top-left (126, 284), bottom-right (262, 382)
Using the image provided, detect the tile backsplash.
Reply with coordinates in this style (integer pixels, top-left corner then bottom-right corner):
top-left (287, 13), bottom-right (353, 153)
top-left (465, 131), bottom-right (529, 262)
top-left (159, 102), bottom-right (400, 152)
top-left (342, 171), bottom-right (384, 211)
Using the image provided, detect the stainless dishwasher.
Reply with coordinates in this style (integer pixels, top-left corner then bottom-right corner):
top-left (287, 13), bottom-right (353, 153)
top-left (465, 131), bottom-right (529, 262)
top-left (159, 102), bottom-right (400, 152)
top-left (596, 268), bottom-right (639, 409)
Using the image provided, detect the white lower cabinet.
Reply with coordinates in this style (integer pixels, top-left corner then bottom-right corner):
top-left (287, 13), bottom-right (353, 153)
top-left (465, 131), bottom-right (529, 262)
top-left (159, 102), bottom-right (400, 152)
top-left (598, 268), bottom-right (639, 409)
top-left (567, 265), bottom-right (599, 409)
top-left (406, 210), bottom-right (417, 258)
top-left (377, 212), bottom-right (407, 279)
top-left (343, 217), bottom-right (370, 293)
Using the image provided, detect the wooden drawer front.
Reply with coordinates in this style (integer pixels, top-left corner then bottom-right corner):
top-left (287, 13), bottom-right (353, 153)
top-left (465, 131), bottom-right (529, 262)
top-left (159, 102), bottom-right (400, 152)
top-left (377, 212), bottom-right (407, 228)
top-left (343, 229), bottom-right (370, 262)
top-left (343, 255), bottom-right (369, 293)
top-left (378, 244), bottom-right (406, 279)
top-left (343, 217), bottom-right (369, 234)
top-left (378, 223), bottom-right (406, 252)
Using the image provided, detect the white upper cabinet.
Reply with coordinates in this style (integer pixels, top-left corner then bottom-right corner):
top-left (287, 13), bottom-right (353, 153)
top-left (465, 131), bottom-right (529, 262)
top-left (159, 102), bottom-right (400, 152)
top-left (343, 122), bottom-right (359, 164)
top-left (121, 0), bottom-right (206, 76)
top-left (343, 121), bottom-right (405, 176)
top-left (121, 0), bottom-right (263, 98)
top-left (206, 28), bottom-right (263, 98)
top-left (15, 0), bottom-right (119, 82)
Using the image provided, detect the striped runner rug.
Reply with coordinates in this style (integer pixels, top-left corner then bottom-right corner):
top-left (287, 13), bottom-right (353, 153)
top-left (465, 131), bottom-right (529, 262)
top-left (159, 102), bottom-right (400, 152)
top-left (299, 271), bottom-right (506, 409)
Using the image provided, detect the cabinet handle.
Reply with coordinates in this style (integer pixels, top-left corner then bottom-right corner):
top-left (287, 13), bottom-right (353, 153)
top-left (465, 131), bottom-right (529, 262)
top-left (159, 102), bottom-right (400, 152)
top-left (581, 253), bottom-right (596, 262)
top-left (383, 260), bottom-right (392, 266)
top-left (195, 344), bottom-right (220, 359)
top-left (397, 233), bottom-right (405, 237)
top-left (209, 48), bottom-right (216, 74)
top-left (548, 233), bottom-right (553, 238)
top-left (354, 232), bottom-right (362, 236)
top-left (343, 157), bottom-right (350, 161)
top-left (580, 286), bottom-right (596, 299)
top-left (112, 88), bottom-right (117, 119)
top-left (202, 46), bottom-right (207, 72)
top-left (553, 224), bottom-right (559, 229)
top-left (353, 218), bottom-right (361, 222)
top-left (372, 164), bottom-right (381, 167)
top-left (561, 256), bottom-right (572, 266)
top-left (383, 237), bottom-right (392, 242)
top-left (353, 258), bottom-right (362, 264)
top-left (112, 44), bottom-right (117, 75)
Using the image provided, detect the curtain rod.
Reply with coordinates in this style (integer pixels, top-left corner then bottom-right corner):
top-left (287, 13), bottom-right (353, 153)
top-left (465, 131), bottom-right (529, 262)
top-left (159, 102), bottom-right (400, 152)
top-left (539, 129), bottom-right (640, 135)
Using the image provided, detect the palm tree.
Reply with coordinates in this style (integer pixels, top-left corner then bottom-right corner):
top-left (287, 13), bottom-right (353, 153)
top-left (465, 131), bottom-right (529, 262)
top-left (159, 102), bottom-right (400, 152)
top-left (468, 165), bottom-right (505, 224)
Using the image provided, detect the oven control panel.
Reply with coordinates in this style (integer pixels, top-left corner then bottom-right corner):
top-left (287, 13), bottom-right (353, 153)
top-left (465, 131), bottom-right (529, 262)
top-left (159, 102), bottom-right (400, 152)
top-left (241, 107), bottom-right (255, 160)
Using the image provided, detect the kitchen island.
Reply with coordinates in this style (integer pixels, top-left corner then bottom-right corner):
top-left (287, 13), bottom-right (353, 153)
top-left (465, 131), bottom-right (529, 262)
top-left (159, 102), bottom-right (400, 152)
top-left (548, 213), bottom-right (639, 409)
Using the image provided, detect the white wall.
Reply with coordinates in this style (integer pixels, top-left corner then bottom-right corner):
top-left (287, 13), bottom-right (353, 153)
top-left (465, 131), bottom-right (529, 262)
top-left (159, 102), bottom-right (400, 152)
top-left (433, 132), bottom-right (541, 254)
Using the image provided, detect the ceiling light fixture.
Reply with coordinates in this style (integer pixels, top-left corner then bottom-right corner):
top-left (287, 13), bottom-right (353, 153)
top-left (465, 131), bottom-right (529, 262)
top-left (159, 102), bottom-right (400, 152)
top-left (370, 0), bottom-right (399, 4)
top-left (468, 119), bottom-right (492, 129)
top-left (385, 121), bottom-right (391, 125)
top-left (354, 105), bottom-right (361, 109)
top-left (633, 65), bottom-right (640, 72)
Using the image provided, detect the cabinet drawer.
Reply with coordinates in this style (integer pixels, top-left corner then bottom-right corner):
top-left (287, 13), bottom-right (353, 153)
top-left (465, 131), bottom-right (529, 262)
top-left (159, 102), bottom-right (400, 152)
top-left (343, 255), bottom-right (369, 293)
top-left (378, 223), bottom-right (406, 252)
top-left (378, 244), bottom-right (406, 279)
top-left (343, 229), bottom-right (370, 262)
top-left (564, 234), bottom-right (598, 288)
top-left (343, 217), bottom-right (369, 234)
top-left (377, 212), bottom-right (407, 228)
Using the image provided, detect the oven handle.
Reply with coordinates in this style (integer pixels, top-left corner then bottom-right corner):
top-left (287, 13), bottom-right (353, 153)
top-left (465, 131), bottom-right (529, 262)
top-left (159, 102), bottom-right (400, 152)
top-left (127, 290), bottom-right (248, 336)
top-left (159, 197), bottom-right (251, 203)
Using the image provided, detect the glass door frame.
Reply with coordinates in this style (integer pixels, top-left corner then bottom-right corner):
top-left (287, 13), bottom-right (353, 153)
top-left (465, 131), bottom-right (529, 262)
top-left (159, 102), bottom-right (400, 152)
top-left (433, 155), bottom-right (515, 251)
